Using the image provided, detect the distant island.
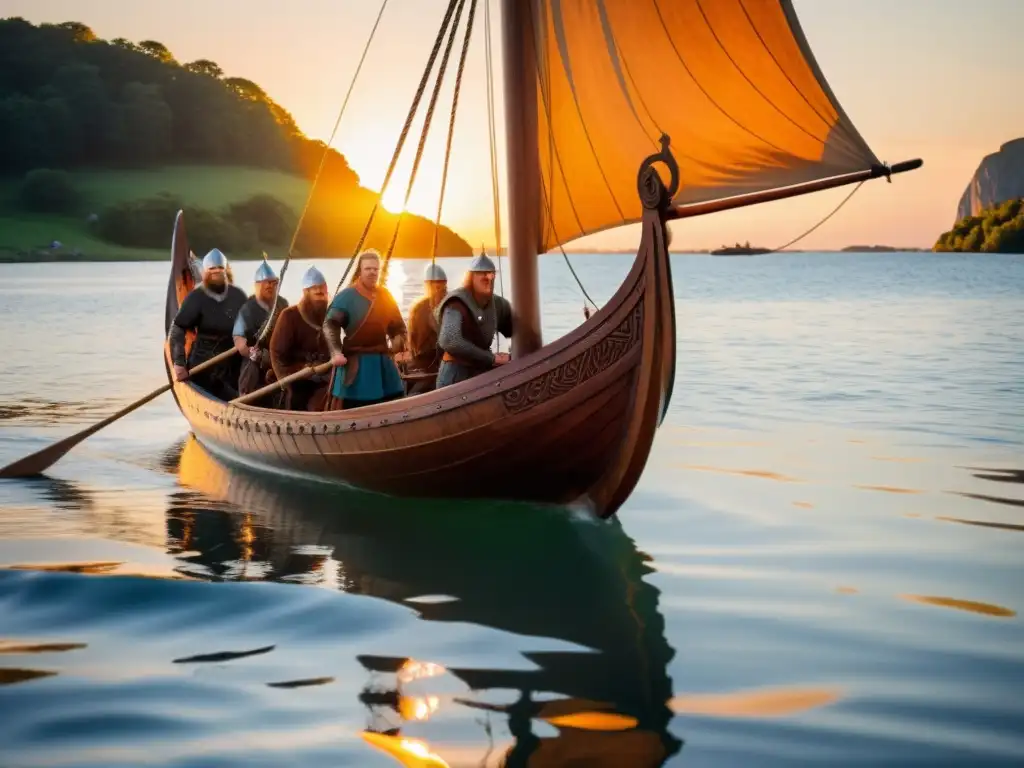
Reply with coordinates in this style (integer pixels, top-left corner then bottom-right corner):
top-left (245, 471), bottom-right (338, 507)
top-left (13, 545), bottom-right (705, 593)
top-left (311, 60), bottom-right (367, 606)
top-left (934, 197), bottom-right (1023, 253)
top-left (0, 18), bottom-right (472, 262)
top-left (710, 241), bottom-right (770, 256)
top-left (841, 245), bottom-right (926, 252)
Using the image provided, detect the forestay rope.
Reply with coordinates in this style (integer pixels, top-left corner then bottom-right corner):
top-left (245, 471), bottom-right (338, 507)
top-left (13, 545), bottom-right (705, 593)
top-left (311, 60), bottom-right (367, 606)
top-left (336, 0), bottom-right (463, 295)
top-left (430, 0), bottom-right (479, 264)
top-left (380, 0), bottom-right (478, 283)
top-left (520, 0), bottom-right (597, 321)
top-left (482, 0), bottom-right (507, 352)
top-left (256, 0), bottom-right (390, 344)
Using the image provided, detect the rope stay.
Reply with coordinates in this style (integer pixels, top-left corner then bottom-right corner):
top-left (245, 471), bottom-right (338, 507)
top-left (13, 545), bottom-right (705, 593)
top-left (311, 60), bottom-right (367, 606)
top-left (483, 0), bottom-right (503, 274)
top-left (483, 0), bottom-right (506, 352)
top-left (520, 0), bottom-right (596, 321)
top-left (381, 0), bottom-right (472, 283)
top-left (429, 0), bottom-right (480, 264)
top-left (255, 0), bottom-right (390, 344)
top-left (331, 0), bottom-right (463, 298)
top-left (762, 180), bottom-right (866, 253)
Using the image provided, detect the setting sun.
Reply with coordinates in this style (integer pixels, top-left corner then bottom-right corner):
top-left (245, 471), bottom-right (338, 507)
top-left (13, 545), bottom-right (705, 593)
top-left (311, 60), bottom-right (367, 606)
top-left (380, 182), bottom-right (408, 215)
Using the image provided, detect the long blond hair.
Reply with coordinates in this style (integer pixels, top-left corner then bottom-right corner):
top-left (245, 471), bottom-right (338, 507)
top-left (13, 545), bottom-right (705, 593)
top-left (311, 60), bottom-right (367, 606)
top-left (349, 248), bottom-right (382, 285)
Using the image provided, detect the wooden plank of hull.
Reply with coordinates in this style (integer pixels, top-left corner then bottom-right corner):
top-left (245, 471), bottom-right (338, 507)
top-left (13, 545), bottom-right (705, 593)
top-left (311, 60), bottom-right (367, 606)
top-left (164, 150), bottom-right (676, 517)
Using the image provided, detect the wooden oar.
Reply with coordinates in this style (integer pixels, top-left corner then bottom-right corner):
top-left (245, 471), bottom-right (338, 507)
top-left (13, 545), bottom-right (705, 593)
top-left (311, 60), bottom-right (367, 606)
top-left (0, 348), bottom-right (238, 479)
top-left (231, 361), bottom-right (334, 406)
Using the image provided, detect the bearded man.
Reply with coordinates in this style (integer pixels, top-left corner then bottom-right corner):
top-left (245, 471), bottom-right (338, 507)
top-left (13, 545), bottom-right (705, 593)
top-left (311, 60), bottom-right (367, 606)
top-left (400, 261), bottom-right (448, 395)
top-left (232, 257), bottom-right (289, 405)
top-left (323, 249), bottom-right (408, 410)
top-left (435, 251), bottom-right (513, 388)
top-left (169, 248), bottom-right (248, 400)
top-left (269, 265), bottom-right (332, 412)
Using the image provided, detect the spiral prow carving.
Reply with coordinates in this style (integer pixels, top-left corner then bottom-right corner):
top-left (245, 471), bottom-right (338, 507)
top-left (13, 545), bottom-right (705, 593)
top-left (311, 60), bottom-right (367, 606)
top-left (636, 134), bottom-right (680, 211)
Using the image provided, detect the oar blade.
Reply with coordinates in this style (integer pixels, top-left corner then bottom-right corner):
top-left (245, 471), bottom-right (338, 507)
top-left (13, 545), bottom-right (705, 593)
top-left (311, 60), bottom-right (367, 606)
top-left (0, 437), bottom-right (80, 478)
top-left (0, 382), bottom-right (173, 479)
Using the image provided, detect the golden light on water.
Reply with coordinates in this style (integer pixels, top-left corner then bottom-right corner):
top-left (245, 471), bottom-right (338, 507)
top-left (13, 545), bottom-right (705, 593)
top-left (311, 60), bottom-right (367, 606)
top-left (384, 259), bottom-right (407, 307)
top-left (668, 686), bottom-right (842, 718)
top-left (360, 731), bottom-right (449, 768)
top-left (399, 695), bottom-right (440, 722)
top-left (396, 659), bottom-right (446, 685)
top-left (544, 711), bottom-right (639, 731)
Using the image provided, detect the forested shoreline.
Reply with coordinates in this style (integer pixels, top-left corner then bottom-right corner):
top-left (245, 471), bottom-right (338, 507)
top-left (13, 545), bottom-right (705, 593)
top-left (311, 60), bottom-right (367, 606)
top-left (0, 18), bottom-right (472, 260)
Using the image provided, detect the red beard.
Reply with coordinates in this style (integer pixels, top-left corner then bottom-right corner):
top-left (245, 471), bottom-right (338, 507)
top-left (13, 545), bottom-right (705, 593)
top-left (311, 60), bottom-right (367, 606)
top-left (300, 297), bottom-right (327, 325)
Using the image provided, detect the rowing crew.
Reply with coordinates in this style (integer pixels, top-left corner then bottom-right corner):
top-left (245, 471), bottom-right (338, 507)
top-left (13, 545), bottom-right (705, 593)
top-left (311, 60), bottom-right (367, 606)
top-left (167, 248), bottom-right (514, 411)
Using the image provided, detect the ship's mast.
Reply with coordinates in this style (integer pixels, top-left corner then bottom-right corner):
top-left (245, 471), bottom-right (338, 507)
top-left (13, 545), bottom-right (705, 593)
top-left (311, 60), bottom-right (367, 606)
top-left (500, 0), bottom-right (542, 357)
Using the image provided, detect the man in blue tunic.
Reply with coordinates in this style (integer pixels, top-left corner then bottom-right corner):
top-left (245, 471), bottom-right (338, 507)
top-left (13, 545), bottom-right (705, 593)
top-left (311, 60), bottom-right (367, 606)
top-left (322, 249), bottom-right (408, 410)
top-left (168, 248), bottom-right (248, 400)
top-left (232, 256), bottom-right (289, 404)
top-left (435, 252), bottom-right (513, 388)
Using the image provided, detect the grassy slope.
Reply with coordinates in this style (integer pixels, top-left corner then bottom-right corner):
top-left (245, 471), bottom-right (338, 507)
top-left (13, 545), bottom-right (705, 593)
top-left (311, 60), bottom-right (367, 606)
top-left (0, 166), bottom-right (313, 261)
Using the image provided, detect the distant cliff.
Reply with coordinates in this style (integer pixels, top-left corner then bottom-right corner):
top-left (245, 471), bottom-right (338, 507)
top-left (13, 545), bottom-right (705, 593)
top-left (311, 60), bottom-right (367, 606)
top-left (955, 138), bottom-right (1024, 222)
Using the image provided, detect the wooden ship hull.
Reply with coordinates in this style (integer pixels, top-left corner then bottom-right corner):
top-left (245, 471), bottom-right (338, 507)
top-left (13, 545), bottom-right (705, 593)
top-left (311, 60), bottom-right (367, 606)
top-left (163, 146), bottom-right (679, 519)
top-left (164, 435), bottom-right (682, 765)
top-left (158, 0), bottom-right (922, 519)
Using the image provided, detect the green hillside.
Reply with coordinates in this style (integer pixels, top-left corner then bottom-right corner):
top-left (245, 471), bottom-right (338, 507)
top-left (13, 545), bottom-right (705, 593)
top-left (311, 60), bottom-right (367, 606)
top-left (0, 18), bottom-right (473, 262)
top-left (0, 166), bottom-right (311, 260)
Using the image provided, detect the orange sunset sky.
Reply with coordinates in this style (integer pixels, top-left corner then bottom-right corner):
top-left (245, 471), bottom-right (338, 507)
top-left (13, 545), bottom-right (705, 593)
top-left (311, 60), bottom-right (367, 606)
top-left (6, 0), bottom-right (1020, 251)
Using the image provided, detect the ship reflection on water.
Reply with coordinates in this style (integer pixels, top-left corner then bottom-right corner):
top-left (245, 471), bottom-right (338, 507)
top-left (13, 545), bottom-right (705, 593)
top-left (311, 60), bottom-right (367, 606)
top-left (161, 436), bottom-right (683, 766)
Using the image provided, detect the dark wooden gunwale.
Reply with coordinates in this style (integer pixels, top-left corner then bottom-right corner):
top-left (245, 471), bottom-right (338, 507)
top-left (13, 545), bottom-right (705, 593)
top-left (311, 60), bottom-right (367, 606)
top-left (163, 144), bottom-right (679, 518)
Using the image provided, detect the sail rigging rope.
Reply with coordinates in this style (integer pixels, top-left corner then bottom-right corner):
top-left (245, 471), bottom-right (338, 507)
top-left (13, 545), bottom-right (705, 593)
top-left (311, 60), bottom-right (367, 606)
top-left (483, 0), bottom-right (503, 276)
top-left (380, 0), bottom-right (472, 282)
top-left (330, 0), bottom-right (463, 299)
top-left (763, 180), bottom-right (866, 253)
top-left (482, 0), bottom-right (506, 351)
top-left (521, 0), bottom-right (597, 319)
top-left (429, 0), bottom-right (479, 263)
top-left (255, 0), bottom-right (390, 343)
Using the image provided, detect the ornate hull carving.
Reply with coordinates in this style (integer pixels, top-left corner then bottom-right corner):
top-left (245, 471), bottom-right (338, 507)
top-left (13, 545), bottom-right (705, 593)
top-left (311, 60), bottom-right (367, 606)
top-left (164, 140), bottom-right (677, 518)
top-left (503, 303), bottom-right (644, 414)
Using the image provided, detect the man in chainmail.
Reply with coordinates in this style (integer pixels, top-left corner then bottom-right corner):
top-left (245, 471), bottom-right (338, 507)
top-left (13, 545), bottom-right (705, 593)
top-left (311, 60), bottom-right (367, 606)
top-left (435, 251), bottom-right (513, 388)
top-left (232, 256), bottom-right (289, 405)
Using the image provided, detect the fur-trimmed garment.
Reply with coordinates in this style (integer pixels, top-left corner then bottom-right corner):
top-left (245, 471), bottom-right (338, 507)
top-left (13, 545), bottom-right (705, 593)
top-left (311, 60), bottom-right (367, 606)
top-left (268, 302), bottom-right (331, 412)
top-left (404, 293), bottom-right (443, 395)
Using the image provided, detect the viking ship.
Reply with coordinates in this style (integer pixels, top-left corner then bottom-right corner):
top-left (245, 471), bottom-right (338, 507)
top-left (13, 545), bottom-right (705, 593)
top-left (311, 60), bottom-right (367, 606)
top-left (164, 0), bottom-right (921, 518)
top-left (166, 436), bottom-right (682, 765)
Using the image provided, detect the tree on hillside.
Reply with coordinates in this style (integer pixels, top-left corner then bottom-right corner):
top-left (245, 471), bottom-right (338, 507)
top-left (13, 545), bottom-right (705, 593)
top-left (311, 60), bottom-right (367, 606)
top-left (120, 82), bottom-right (173, 163)
top-left (224, 77), bottom-right (266, 102)
top-left (138, 40), bottom-right (175, 64)
top-left (57, 22), bottom-right (96, 43)
top-left (184, 59), bottom-right (223, 78)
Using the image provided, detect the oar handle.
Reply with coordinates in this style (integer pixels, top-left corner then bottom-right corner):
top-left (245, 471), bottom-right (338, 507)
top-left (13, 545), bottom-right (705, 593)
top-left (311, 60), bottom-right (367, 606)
top-left (176, 347), bottom-right (239, 378)
top-left (230, 361), bottom-right (334, 406)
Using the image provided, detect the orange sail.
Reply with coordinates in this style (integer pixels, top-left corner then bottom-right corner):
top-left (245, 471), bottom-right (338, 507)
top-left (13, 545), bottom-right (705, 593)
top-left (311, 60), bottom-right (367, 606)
top-left (527, 0), bottom-right (880, 250)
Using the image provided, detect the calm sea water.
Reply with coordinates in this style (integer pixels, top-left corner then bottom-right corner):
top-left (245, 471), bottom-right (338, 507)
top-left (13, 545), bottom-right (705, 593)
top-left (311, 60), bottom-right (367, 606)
top-left (0, 251), bottom-right (1022, 767)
